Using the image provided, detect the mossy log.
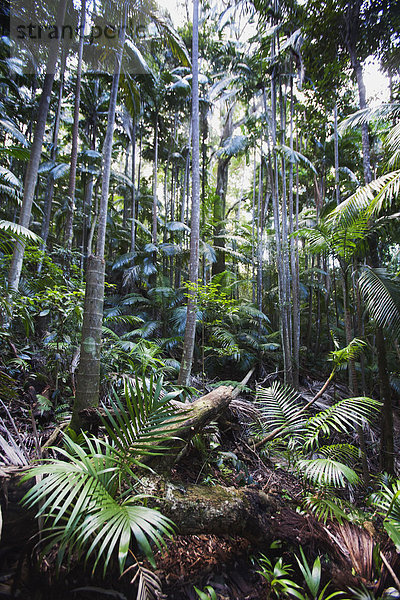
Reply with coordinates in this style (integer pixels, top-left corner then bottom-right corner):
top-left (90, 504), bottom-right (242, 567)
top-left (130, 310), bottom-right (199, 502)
top-left (142, 476), bottom-right (400, 591)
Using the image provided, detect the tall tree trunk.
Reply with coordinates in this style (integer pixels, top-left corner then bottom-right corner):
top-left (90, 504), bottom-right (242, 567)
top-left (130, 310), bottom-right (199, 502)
top-left (270, 18), bottom-right (293, 384)
top-left (7, 0), bottom-right (68, 292)
top-left (149, 113), bottom-right (159, 287)
top-left (334, 101), bottom-right (340, 205)
top-left (178, 0), bottom-right (200, 386)
top-left (130, 122), bottom-right (137, 253)
top-left (212, 105), bottom-right (233, 276)
top-left (152, 114), bottom-right (159, 246)
top-left (64, 0), bottom-right (86, 253)
top-left (251, 150), bottom-right (257, 305)
top-left (342, 267), bottom-right (369, 484)
top-left (369, 239), bottom-right (394, 473)
top-left (290, 89), bottom-right (300, 387)
top-left (71, 13), bottom-right (126, 431)
top-left (345, 12), bottom-right (394, 473)
top-left (38, 60), bottom-right (65, 273)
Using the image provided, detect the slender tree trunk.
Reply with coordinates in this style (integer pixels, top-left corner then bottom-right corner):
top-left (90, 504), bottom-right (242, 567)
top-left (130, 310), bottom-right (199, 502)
top-left (212, 105), bottom-right (233, 276)
top-left (38, 61), bottom-right (65, 273)
top-left (130, 122), bottom-right (137, 253)
top-left (178, 0), bottom-right (200, 386)
top-left (71, 11), bottom-right (126, 431)
top-left (122, 144), bottom-right (131, 228)
top-left (334, 101), bottom-right (340, 205)
top-left (7, 0), bottom-right (67, 292)
top-left (270, 25), bottom-right (292, 384)
top-left (152, 114), bottom-right (159, 246)
top-left (64, 0), bottom-right (86, 253)
top-left (342, 267), bottom-right (369, 483)
top-left (148, 113), bottom-right (159, 287)
top-left (346, 20), bottom-right (394, 473)
top-left (256, 159), bottom-right (263, 313)
top-left (251, 150), bottom-right (257, 304)
top-left (290, 97), bottom-right (300, 387)
top-left (369, 239), bottom-right (394, 473)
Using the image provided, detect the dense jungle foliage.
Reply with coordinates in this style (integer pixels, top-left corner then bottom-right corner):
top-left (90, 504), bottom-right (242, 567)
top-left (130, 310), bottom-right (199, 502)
top-left (1, 0), bottom-right (400, 598)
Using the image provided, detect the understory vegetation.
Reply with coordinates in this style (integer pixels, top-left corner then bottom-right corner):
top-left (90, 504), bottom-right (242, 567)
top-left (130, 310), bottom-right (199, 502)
top-left (1, 0), bottom-right (400, 598)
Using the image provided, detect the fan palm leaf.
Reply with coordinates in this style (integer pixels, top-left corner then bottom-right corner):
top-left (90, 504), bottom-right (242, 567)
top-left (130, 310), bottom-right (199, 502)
top-left (357, 267), bottom-right (400, 340)
top-left (297, 458), bottom-right (360, 487)
top-left (256, 381), bottom-right (307, 432)
top-left (22, 433), bottom-right (174, 574)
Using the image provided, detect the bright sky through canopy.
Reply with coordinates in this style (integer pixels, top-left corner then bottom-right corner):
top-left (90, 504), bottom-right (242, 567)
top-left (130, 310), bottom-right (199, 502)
top-left (163, 0), bottom-right (390, 104)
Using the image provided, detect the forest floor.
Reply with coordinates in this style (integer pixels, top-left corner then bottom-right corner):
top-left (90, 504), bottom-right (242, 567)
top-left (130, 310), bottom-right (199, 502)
top-left (1, 374), bottom-right (400, 599)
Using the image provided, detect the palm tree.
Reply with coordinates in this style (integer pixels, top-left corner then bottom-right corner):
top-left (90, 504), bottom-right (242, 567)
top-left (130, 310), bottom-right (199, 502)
top-left (63, 0), bottom-right (87, 254)
top-left (7, 0), bottom-right (68, 292)
top-left (71, 4), bottom-right (190, 427)
top-left (178, 0), bottom-right (200, 386)
top-left (70, 5), bottom-right (127, 431)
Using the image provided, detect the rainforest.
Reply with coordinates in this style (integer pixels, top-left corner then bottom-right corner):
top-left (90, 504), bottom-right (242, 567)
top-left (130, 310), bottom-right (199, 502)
top-left (1, 0), bottom-right (400, 598)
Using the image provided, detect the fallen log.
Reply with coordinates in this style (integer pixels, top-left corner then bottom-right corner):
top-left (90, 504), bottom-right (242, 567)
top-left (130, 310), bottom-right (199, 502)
top-left (141, 475), bottom-right (400, 592)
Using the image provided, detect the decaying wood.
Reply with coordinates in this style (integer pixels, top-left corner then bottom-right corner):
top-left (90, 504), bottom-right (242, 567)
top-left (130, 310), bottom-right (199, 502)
top-left (140, 475), bottom-right (384, 590)
top-left (144, 368), bottom-right (253, 470)
top-left (143, 476), bottom-right (291, 543)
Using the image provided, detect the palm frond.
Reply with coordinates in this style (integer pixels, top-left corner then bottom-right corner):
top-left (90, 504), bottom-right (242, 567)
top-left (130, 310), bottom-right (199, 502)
top-left (303, 494), bottom-right (349, 524)
top-left (317, 443), bottom-right (360, 463)
top-left (328, 170), bottom-right (400, 228)
top-left (339, 103), bottom-right (400, 131)
top-left (100, 375), bottom-right (184, 459)
top-left (370, 479), bottom-right (400, 525)
top-left (256, 380), bottom-right (306, 432)
top-left (304, 397), bottom-right (380, 450)
top-left (130, 563), bottom-right (164, 600)
top-left (151, 13), bottom-right (190, 66)
top-left (386, 121), bottom-right (400, 167)
top-left (0, 116), bottom-right (29, 145)
top-left (0, 146), bottom-right (30, 160)
top-left (104, 314), bottom-right (144, 327)
top-left (22, 432), bottom-right (174, 574)
top-left (357, 267), bottom-right (400, 339)
top-left (329, 338), bottom-right (366, 369)
top-left (297, 458), bottom-right (359, 488)
top-left (280, 144), bottom-right (317, 174)
top-left (0, 220), bottom-right (42, 244)
top-left (0, 165), bottom-right (22, 188)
